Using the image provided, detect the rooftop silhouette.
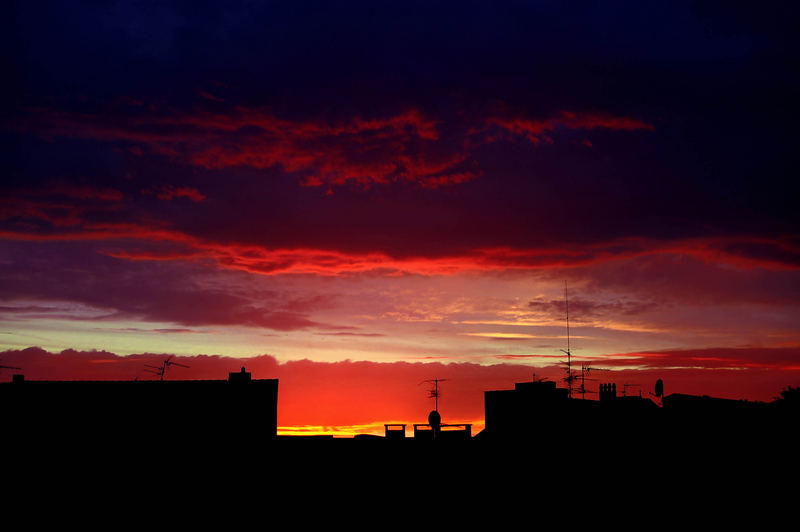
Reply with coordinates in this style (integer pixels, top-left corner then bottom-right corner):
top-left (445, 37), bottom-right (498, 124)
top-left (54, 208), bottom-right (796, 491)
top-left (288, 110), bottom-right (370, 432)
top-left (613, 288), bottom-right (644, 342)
top-left (3, 366), bottom-right (796, 506)
top-left (3, 367), bottom-right (278, 450)
top-left (4, 367), bottom-right (795, 449)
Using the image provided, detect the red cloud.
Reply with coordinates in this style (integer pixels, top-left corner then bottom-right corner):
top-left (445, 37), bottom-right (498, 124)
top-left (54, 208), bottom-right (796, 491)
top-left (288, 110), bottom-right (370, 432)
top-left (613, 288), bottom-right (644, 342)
top-left (0, 186), bottom-right (125, 229)
top-left (144, 185), bottom-right (206, 202)
top-left (51, 186), bottom-right (124, 202)
top-left (22, 107), bottom-right (471, 189)
top-left (488, 111), bottom-right (655, 144)
top-left (20, 105), bottom-right (654, 190)
top-left (176, 109), bottom-right (471, 188)
top-left (586, 347), bottom-right (800, 371)
top-left (2, 213), bottom-right (797, 276)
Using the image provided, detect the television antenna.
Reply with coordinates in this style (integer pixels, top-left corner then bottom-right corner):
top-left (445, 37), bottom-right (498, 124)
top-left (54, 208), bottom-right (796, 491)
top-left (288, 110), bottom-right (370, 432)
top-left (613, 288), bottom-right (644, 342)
top-left (420, 378), bottom-right (449, 435)
top-left (560, 281), bottom-right (579, 398)
top-left (144, 356), bottom-right (190, 381)
top-left (576, 363), bottom-right (610, 400)
top-left (420, 378), bottom-right (448, 412)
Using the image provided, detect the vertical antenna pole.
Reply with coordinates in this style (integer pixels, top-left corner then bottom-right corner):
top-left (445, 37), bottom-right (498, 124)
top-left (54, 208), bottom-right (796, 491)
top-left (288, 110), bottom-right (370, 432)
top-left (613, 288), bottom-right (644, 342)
top-left (565, 280), bottom-right (571, 399)
top-left (565, 280), bottom-right (570, 356)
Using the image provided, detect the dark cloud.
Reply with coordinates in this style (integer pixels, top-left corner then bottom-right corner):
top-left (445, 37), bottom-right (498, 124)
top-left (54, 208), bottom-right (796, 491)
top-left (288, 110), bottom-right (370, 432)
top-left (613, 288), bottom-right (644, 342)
top-left (5, 0), bottom-right (796, 255)
top-left (0, 241), bottom-right (337, 331)
top-left (528, 297), bottom-right (659, 322)
top-left (145, 185), bottom-right (205, 202)
top-left (573, 252), bottom-right (800, 307)
top-left (586, 347), bottom-right (800, 371)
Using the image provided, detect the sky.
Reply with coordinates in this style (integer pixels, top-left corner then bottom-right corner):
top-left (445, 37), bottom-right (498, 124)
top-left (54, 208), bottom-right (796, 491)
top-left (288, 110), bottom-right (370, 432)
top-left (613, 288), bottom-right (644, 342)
top-left (2, 1), bottom-right (798, 435)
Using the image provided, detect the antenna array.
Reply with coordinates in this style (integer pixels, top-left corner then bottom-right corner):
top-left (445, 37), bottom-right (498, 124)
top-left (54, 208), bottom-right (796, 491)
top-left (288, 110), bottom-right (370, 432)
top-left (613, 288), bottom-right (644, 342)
top-left (420, 378), bottom-right (448, 412)
top-left (144, 356), bottom-right (190, 381)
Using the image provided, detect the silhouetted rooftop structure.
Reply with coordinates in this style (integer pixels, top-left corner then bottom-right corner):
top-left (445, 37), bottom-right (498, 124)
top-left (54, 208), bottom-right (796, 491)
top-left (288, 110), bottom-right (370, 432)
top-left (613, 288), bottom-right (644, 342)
top-left (384, 424), bottom-right (406, 439)
top-left (2, 367), bottom-right (278, 446)
top-left (482, 375), bottom-right (663, 442)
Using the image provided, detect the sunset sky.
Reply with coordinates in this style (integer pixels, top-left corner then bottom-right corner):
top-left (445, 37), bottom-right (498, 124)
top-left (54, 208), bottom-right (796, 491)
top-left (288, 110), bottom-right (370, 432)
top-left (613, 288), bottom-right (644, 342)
top-left (2, 1), bottom-right (798, 435)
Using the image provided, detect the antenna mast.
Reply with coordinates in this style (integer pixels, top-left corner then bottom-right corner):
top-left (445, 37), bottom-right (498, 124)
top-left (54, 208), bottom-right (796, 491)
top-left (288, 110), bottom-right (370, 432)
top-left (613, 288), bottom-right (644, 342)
top-left (421, 378), bottom-right (447, 411)
top-left (560, 281), bottom-right (575, 398)
top-left (144, 356), bottom-right (190, 381)
top-left (566, 281), bottom-right (571, 397)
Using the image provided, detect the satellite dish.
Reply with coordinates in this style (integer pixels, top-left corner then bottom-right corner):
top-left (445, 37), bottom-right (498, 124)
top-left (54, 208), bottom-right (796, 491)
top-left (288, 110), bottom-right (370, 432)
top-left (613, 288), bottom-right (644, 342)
top-left (655, 379), bottom-right (664, 398)
top-left (428, 410), bottom-right (441, 429)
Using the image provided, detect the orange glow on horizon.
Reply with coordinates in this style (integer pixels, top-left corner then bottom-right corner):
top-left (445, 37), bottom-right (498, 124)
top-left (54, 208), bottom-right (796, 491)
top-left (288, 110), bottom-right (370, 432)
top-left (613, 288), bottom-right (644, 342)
top-left (278, 419), bottom-right (486, 438)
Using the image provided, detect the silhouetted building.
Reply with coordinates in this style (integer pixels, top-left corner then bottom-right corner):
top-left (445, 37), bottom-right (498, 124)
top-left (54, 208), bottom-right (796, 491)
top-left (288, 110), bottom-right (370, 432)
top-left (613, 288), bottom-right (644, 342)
top-left (660, 392), bottom-right (771, 438)
top-left (1, 367), bottom-right (278, 446)
top-left (482, 376), bottom-right (659, 442)
top-left (483, 378), bottom-right (570, 439)
top-left (662, 392), bottom-right (762, 413)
